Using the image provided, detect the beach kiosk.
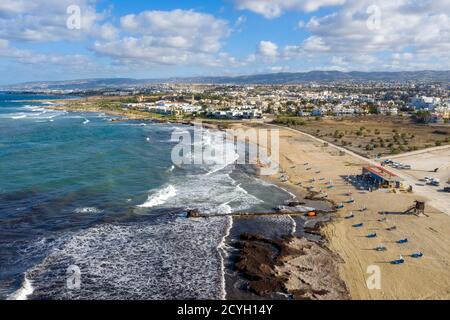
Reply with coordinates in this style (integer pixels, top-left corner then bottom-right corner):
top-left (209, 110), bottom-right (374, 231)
top-left (362, 166), bottom-right (404, 189)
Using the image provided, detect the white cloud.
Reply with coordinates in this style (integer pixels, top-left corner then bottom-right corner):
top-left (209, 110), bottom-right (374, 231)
top-left (302, 36), bottom-right (330, 52)
top-left (0, 38), bottom-right (92, 66)
top-left (256, 0), bottom-right (450, 71)
top-left (233, 0), bottom-right (346, 18)
top-left (305, 1), bottom-right (450, 56)
top-left (257, 40), bottom-right (279, 58)
top-left (94, 10), bottom-right (231, 67)
top-left (119, 10), bottom-right (229, 53)
top-left (0, 0), bottom-right (113, 42)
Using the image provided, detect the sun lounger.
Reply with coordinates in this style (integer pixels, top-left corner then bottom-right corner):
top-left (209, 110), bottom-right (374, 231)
top-left (352, 223), bottom-right (364, 228)
top-left (345, 212), bottom-right (354, 219)
top-left (410, 252), bottom-right (423, 258)
top-left (391, 255), bottom-right (405, 265)
top-left (397, 238), bottom-right (408, 244)
top-left (366, 233), bottom-right (377, 238)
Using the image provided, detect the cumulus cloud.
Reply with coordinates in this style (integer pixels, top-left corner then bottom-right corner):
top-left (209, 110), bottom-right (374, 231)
top-left (233, 0), bottom-right (346, 18)
top-left (0, 38), bottom-right (93, 67)
top-left (0, 0), bottom-right (114, 42)
top-left (302, 36), bottom-right (330, 52)
top-left (2, 0), bottom-right (450, 79)
top-left (255, 0), bottom-right (450, 71)
top-left (94, 9), bottom-right (231, 67)
top-left (304, 1), bottom-right (450, 60)
top-left (257, 40), bottom-right (279, 58)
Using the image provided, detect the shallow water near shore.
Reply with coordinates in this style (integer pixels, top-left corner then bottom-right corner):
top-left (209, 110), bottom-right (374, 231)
top-left (0, 93), bottom-right (298, 299)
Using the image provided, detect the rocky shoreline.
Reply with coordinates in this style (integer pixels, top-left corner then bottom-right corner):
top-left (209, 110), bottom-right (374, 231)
top-left (221, 205), bottom-right (349, 300)
top-left (232, 232), bottom-right (349, 300)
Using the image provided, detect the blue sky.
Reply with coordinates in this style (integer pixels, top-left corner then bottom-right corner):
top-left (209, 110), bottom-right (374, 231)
top-left (0, 0), bottom-right (449, 84)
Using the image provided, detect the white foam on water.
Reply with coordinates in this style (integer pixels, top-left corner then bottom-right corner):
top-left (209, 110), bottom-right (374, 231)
top-left (73, 207), bottom-right (103, 214)
top-left (8, 276), bottom-right (34, 300)
top-left (217, 202), bottom-right (232, 215)
top-left (136, 127), bottom-right (264, 214)
top-left (144, 172), bottom-right (262, 214)
top-left (217, 216), bottom-right (233, 300)
top-left (22, 217), bottom-right (228, 299)
top-left (137, 185), bottom-right (177, 208)
top-left (288, 215), bottom-right (297, 236)
top-left (203, 130), bottom-right (240, 176)
top-left (83, 118), bottom-right (90, 125)
top-left (22, 105), bottom-right (45, 112)
top-left (11, 114), bottom-right (27, 119)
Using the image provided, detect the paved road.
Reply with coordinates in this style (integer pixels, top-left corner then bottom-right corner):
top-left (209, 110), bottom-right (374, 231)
top-left (380, 144), bottom-right (450, 160)
top-left (266, 124), bottom-right (450, 215)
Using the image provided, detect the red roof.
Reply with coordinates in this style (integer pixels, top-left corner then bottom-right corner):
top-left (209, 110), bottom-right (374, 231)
top-left (364, 166), bottom-right (398, 179)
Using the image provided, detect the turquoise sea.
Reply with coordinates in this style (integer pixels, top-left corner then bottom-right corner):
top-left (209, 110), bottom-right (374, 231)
top-left (0, 93), bottom-right (293, 299)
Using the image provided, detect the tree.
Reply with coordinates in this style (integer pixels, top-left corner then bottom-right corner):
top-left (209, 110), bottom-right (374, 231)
top-left (414, 110), bottom-right (432, 124)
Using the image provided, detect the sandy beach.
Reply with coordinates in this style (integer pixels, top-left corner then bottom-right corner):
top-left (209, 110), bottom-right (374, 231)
top-left (233, 122), bottom-right (450, 300)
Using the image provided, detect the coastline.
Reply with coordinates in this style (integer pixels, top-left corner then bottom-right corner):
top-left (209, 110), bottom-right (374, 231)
top-left (45, 100), bottom-right (349, 300)
top-left (43, 100), bottom-right (450, 300)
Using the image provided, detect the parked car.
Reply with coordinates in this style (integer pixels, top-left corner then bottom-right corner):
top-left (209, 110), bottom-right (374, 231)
top-left (430, 178), bottom-right (440, 186)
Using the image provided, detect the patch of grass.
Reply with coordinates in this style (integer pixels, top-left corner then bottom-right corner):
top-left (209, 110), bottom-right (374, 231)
top-left (273, 117), bottom-right (306, 126)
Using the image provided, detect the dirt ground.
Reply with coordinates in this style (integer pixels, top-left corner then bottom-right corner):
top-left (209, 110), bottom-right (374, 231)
top-left (294, 116), bottom-right (450, 158)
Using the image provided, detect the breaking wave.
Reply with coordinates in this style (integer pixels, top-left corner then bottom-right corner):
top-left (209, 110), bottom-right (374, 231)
top-left (137, 185), bottom-right (177, 208)
top-left (8, 276), bottom-right (34, 300)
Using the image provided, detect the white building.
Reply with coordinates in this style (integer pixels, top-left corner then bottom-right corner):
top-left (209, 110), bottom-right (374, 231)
top-left (377, 106), bottom-right (398, 115)
top-left (410, 96), bottom-right (441, 110)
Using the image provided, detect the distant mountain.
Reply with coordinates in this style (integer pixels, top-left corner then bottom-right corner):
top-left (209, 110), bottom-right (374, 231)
top-left (2, 78), bottom-right (151, 91)
top-left (195, 70), bottom-right (450, 84)
top-left (3, 70), bottom-right (450, 91)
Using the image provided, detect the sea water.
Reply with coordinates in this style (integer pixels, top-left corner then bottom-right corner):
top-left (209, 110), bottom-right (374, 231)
top-left (0, 93), bottom-right (293, 300)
